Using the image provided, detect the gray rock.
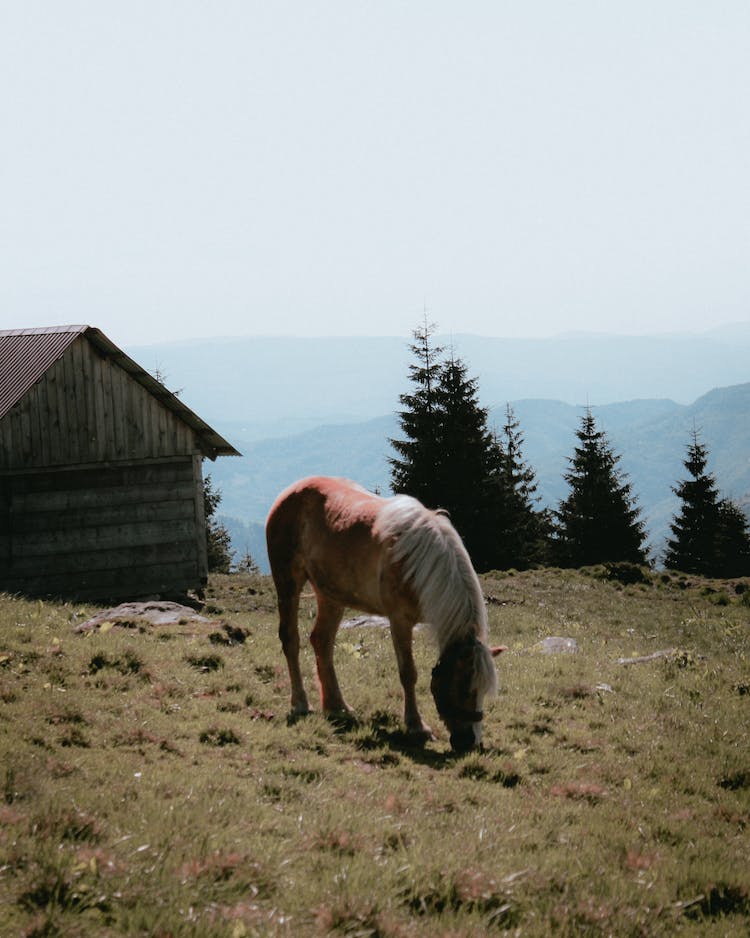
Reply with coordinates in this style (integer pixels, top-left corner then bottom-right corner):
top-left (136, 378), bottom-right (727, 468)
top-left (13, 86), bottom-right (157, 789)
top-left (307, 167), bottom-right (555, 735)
top-left (538, 636), bottom-right (579, 654)
top-left (75, 601), bottom-right (211, 632)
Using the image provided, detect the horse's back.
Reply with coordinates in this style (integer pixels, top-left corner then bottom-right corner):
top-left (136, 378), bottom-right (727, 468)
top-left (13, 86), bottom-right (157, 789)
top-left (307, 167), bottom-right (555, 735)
top-left (266, 477), bottom-right (387, 607)
top-left (266, 476), bottom-right (378, 543)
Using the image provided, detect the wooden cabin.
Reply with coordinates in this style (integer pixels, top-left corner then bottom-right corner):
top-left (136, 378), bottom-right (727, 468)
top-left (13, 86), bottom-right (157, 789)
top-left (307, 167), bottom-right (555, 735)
top-left (0, 325), bottom-right (240, 600)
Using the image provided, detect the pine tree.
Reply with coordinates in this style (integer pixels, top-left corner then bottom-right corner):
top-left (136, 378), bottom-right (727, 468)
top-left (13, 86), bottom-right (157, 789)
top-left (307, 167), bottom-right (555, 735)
top-left (715, 499), bottom-right (750, 578)
top-left (554, 409), bottom-right (647, 567)
top-left (390, 326), bottom-right (512, 570)
top-left (235, 548), bottom-right (260, 575)
top-left (390, 326), bottom-right (553, 572)
top-left (485, 405), bottom-right (551, 570)
top-left (665, 431), bottom-right (750, 576)
top-left (204, 473), bottom-right (233, 574)
top-left (664, 431), bottom-right (722, 574)
top-left (389, 320), bottom-right (444, 507)
top-left (431, 351), bottom-right (496, 565)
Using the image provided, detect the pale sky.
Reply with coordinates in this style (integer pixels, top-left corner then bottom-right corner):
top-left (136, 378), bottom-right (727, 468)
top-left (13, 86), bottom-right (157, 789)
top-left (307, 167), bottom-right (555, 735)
top-left (1, 2), bottom-right (748, 347)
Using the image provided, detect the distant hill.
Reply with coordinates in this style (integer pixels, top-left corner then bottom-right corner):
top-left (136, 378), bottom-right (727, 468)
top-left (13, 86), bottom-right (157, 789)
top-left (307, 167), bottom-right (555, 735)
top-left (127, 326), bottom-right (750, 431)
top-left (208, 383), bottom-right (750, 572)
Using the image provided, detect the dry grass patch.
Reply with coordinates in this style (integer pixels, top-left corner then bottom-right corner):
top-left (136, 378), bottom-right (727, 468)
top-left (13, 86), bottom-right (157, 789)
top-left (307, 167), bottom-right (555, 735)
top-left (0, 569), bottom-right (748, 935)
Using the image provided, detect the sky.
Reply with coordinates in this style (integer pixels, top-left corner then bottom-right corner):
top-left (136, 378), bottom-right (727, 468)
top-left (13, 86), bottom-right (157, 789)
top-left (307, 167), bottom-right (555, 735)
top-left (1, 2), bottom-right (749, 348)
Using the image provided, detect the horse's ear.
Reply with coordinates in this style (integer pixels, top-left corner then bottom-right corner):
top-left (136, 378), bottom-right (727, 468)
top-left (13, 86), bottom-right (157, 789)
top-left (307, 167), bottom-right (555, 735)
top-left (490, 645), bottom-right (507, 657)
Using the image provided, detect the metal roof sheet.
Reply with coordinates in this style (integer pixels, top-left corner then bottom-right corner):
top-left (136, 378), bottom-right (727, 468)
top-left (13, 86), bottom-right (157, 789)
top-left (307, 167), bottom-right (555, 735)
top-left (0, 325), bottom-right (240, 459)
top-left (0, 326), bottom-right (85, 420)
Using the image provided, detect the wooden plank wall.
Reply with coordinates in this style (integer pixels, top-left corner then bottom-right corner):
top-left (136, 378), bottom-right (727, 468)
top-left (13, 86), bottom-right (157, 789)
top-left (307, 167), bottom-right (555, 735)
top-left (0, 335), bottom-right (198, 472)
top-left (0, 459), bottom-right (208, 600)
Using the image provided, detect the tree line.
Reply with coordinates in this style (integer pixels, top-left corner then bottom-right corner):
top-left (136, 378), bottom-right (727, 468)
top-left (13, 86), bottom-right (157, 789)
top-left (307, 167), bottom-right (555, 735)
top-left (389, 322), bottom-right (750, 577)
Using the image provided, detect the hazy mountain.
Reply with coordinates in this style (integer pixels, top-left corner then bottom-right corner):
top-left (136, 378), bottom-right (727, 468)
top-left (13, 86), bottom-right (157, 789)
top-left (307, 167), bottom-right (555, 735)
top-left (511, 389), bottom-right (750, 558)
top-left (125, 328), bottom-right (749, 570)
top-left (208, 383), bottom-right (750, 572)
top-left (127, 326), bottom-right (750, 431)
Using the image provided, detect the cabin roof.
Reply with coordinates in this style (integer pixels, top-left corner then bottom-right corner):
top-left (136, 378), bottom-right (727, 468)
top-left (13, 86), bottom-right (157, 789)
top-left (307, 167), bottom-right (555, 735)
top-left (0, 325), bottom-right (240, 459)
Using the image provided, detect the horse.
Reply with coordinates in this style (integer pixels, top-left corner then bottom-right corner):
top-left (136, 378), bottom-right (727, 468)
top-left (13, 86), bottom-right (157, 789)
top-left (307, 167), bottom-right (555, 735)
top-left (265, 476), bottom-right (505, 752)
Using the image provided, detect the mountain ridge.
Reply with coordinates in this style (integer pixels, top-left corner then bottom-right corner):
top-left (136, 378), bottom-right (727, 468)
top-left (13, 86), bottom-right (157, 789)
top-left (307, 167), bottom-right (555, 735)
top-left (127, 326), bottom-right (750, 429)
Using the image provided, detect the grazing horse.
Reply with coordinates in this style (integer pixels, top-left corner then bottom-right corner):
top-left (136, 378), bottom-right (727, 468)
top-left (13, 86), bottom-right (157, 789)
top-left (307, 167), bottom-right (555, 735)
top-left (265, 476), bottom-right (504, 752)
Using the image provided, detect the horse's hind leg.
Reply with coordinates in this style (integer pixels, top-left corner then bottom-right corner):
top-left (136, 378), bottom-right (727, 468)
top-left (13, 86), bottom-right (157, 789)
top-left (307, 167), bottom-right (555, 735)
top-left (309, 593), bottom-right (351, 715)
top-left (275, 575), bottom-right (311, 716)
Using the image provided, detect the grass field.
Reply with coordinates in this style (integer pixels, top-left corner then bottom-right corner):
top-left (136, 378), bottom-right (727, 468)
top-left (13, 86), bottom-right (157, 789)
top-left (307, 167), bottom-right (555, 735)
top-left (1, 566), bottom-right (749, 937)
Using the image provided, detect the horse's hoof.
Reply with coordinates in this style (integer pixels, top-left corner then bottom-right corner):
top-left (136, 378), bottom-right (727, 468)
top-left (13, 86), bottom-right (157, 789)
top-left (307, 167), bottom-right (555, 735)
top-left (325, 709), bottom-right (359, 730)
top-left (287, 707), bottom-right (312, 726)
top-left (407, 726), bottom-right (435, 745)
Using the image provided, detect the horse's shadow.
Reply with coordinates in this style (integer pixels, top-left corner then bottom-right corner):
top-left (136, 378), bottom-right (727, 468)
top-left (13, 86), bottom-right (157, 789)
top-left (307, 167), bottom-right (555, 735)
top-left (287, 708), bottom-right (464, 769)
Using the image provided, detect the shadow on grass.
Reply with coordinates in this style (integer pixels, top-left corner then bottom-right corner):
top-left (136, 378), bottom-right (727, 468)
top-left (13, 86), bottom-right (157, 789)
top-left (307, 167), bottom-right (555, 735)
top-left (284, 707), bottom-right (513, 770)
top-left (343, 710), bottom-right (460, 769)
top-left (285, 707), bottom-right (457, 767)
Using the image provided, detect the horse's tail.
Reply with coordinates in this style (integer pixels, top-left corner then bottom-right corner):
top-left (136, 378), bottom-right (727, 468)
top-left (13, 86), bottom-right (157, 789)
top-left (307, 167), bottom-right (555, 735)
top-left (266, 482), bottom-right (308, 592)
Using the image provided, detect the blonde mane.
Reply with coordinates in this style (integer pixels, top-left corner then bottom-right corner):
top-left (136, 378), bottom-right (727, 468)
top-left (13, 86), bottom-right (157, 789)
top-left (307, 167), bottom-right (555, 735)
top-left (375, 495), bottom-right (489, 653)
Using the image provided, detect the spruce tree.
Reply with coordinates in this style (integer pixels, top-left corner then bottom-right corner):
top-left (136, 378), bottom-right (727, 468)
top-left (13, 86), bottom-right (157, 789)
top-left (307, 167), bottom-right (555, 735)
top-left (664, 431), bottom-right (721, 574)
top-left (665, 431), bottom-right (750, 576)
top-left (389, 320), bottom-right (444, 507)
top-left (432, 351), bottom-right (496, 565)
top-left (554, 409), bottom-right (647, 567)
top-left (486, 405), bottom-right (551, 570)
top-left (390, 326), bottom-right (520, 572)
top-left (715, 499), bottom-right (750, 578)
top-left (204, 473), bottom-right (233, 573)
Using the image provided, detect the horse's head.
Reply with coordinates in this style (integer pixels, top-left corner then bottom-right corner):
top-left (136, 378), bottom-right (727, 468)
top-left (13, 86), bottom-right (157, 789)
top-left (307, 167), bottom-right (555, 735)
top-left (430, 637), bottom-right (504, 753)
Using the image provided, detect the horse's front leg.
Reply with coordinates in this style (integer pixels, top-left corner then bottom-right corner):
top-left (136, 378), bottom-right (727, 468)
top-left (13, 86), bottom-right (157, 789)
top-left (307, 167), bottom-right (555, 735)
top-left (309, 594), bottom-right (351, 715)
top-left (389, 616), bottom-right (433, 740)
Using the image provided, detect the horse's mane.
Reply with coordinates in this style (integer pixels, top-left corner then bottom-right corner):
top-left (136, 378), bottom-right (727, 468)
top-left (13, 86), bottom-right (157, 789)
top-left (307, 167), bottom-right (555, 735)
top-left (375, 495), bottom-right (489, 654)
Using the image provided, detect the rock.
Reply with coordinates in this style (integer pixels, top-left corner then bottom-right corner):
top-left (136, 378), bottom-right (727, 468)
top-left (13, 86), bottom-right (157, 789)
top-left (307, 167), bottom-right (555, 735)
top-left (537, 636), bottom-right (579, 655)
top-left (341, 615), bottom-right (389, 629)
top-left (75, 601), bottom-right (211, 632)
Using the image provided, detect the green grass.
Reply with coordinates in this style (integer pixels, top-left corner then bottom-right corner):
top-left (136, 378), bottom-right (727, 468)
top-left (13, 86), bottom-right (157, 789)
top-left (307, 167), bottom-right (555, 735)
top-left (1, 567), bottom-right (749, 936)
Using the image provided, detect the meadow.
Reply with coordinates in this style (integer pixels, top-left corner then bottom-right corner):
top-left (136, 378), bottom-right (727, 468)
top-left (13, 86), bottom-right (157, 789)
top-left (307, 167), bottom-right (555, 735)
top-left (1, 566), bottom-right (748, 937)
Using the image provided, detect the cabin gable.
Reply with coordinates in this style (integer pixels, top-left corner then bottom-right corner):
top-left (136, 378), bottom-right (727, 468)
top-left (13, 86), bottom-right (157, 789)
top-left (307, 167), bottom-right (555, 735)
top-left (0, 334), bottom-right (205, 472)
top-left (0, 325), bottom-right (238, 600)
